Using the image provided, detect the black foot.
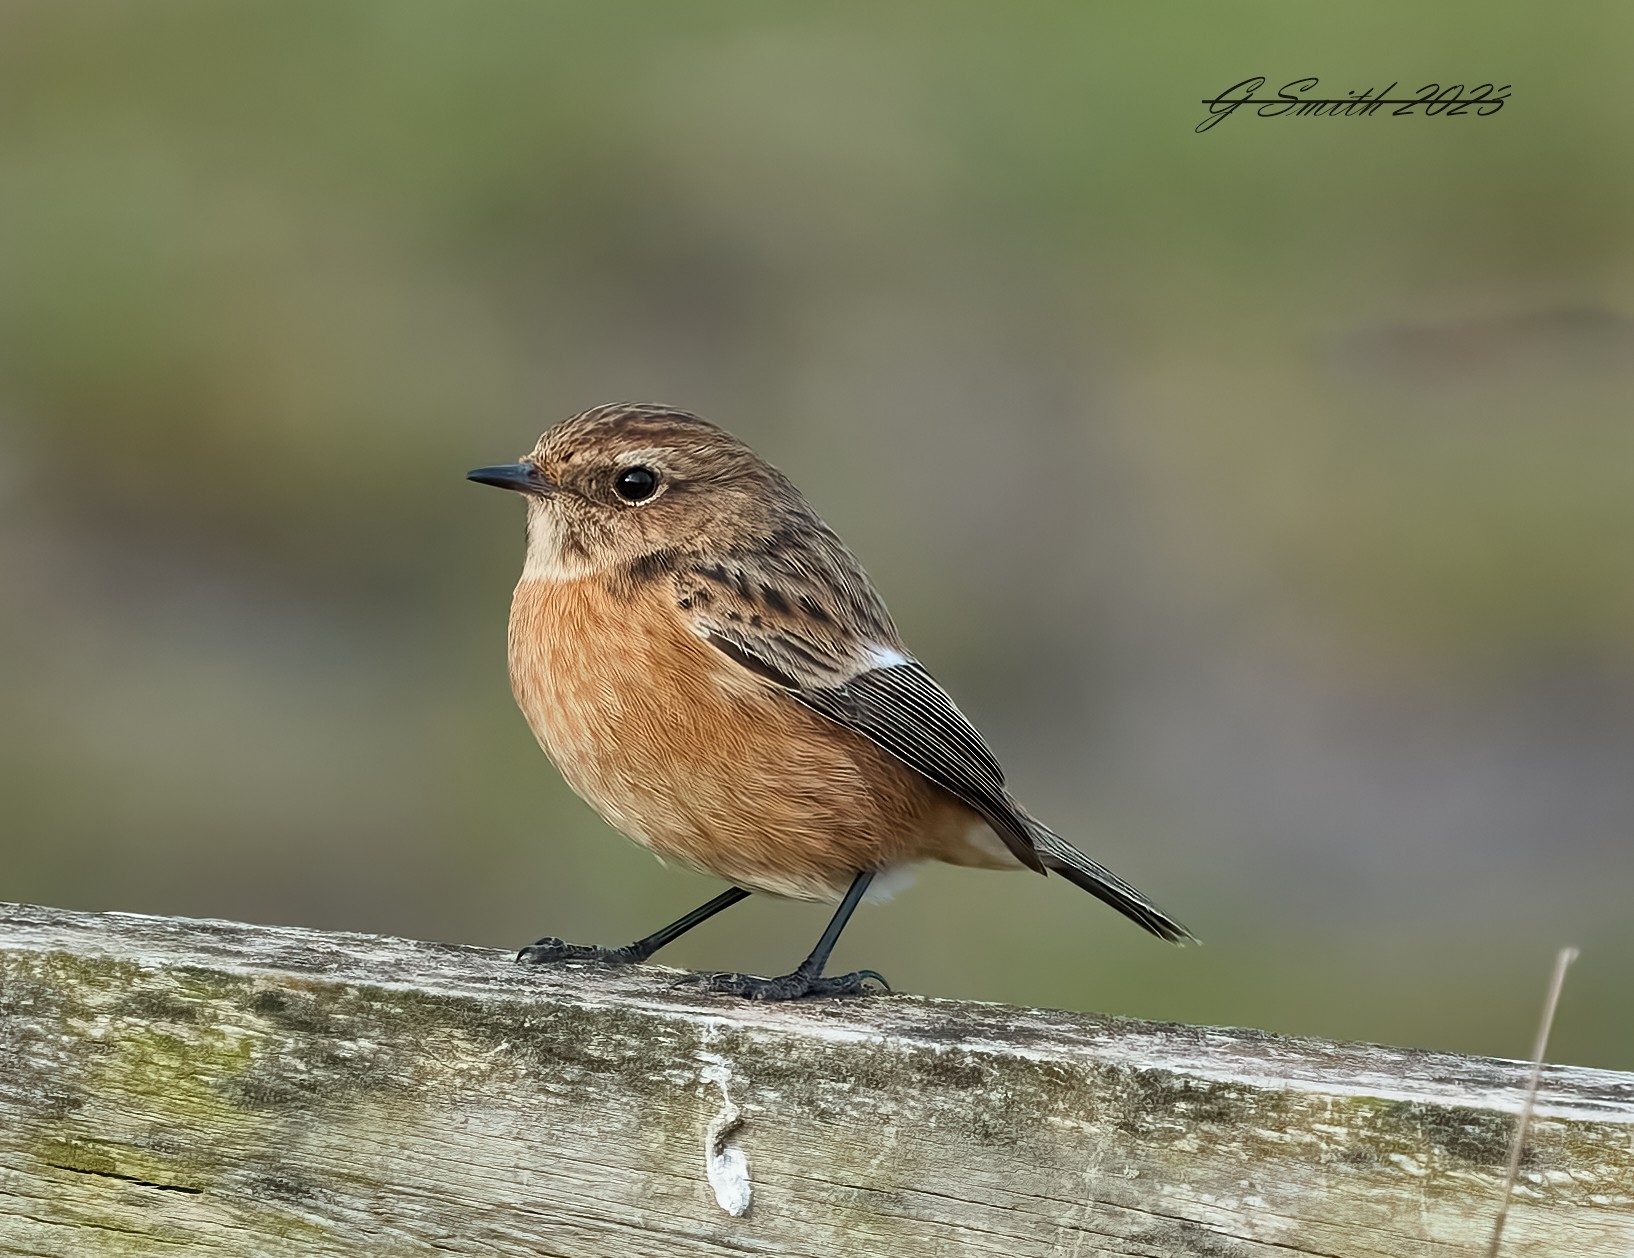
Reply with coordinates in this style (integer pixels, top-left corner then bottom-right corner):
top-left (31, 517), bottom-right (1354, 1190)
top-left (516, 937), bottom-right (647, 966)
top-left (674, 967), bottom-right (890, 1002)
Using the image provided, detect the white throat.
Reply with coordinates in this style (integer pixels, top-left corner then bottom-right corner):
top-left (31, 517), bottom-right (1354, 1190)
top-left (520, 502), bottom-right (596, 583)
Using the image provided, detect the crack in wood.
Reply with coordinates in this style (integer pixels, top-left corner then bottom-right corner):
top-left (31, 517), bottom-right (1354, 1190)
top-left (43, 1163), bottom-right (204, 1195)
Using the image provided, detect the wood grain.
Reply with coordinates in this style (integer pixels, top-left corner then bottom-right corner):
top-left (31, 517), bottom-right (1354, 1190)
top-left (0, 902), bottom-right (1629, 1256)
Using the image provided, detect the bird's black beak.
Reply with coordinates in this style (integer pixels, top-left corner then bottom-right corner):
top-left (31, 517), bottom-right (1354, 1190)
top-left (466, 462), bottom-right (553, 496)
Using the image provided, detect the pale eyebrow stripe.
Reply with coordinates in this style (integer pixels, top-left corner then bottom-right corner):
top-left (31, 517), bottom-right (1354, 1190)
top-left (612, 447), bottom-right (671, 467)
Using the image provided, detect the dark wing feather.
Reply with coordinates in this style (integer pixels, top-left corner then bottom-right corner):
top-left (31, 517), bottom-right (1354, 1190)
top-left (706, 628), bottom-right (1193, 940)
top-left (699, 613), bottom-right (1046, 874)
top-left (788, 662), bottom-right (1048, 874)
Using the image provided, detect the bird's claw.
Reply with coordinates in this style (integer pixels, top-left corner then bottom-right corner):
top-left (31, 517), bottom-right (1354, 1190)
top-left (671, 967), bottom-right (890, 1001)
top-left (516, 937), bottom-right (640, 966)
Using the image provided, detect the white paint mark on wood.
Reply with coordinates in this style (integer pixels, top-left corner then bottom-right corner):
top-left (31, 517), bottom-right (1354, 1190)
top-left (699, 1030), bottom-right (752, 1216)
top-left (705, 1094), bottom-right (751, 1218)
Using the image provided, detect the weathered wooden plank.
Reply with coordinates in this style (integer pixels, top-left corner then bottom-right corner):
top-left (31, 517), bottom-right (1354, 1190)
top-left (0, 902), bottom-right (1628, 1257)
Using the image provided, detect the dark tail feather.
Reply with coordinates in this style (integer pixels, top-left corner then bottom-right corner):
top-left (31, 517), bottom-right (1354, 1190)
top-left (1028, 822), bottom-right (1195, 945)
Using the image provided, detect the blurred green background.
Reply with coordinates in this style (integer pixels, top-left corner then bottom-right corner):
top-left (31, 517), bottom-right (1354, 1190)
top-left (3, 2), bottom-right (1631, 1068)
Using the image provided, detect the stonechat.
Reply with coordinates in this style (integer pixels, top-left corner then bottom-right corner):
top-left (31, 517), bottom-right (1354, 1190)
top-left (469, 403), bottom-right (1191, 1000)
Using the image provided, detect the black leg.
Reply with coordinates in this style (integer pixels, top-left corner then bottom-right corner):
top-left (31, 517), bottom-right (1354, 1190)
top-left (678, 871), bottom-right (889, 1001)
top-left (517, 886), bottom-right (751, 967)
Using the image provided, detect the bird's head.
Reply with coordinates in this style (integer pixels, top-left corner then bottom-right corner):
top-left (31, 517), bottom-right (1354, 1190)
top-left (468, 403), bottom-right (795, 582)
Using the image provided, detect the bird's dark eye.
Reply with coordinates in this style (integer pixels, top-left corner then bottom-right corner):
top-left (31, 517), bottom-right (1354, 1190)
top-left (613, 465), bottom-right (659, 502)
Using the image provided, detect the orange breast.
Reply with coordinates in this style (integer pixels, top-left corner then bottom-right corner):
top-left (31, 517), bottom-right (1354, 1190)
top-left (507, 576), bottom-right (993, 900)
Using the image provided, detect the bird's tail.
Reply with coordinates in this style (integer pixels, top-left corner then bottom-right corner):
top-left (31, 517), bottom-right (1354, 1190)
top-left (1027, 819), bottom-right (1195, 945)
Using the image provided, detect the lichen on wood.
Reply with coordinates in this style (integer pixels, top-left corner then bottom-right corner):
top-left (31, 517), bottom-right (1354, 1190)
top-left (0, 902), bottom-right (1629, 1257)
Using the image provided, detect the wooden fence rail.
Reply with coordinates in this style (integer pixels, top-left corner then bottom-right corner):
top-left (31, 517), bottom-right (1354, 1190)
top-left (0, 902), bottom-right (1629, 1256)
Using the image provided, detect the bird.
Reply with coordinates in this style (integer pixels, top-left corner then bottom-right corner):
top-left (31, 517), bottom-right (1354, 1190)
top-left (468, 402), bottom-right (1192, 1000)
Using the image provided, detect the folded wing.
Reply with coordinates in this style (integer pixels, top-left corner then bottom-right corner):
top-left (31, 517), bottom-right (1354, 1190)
top-left (668, 539), bottom-right (1191, 942)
